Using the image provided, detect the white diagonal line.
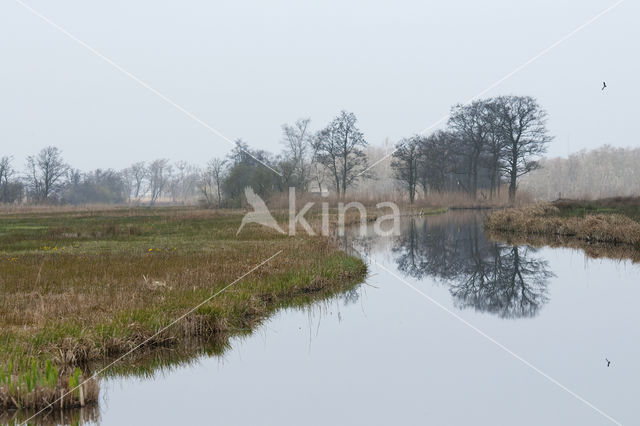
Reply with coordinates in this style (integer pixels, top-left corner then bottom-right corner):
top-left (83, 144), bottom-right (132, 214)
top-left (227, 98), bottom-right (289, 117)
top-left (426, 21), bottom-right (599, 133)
top-left (360, 0), bottom-right (624, 177)
top-left (364, 252), bottom-right (621, 425)
top-left (13, 0), bottom-right (283, 177)
top-left (21, 250), bottom-right (283, 425)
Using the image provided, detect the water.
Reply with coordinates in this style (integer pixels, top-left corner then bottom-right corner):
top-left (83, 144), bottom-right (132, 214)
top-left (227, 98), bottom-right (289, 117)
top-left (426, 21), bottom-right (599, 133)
top-left (97, 212), bottom-right (639, 425)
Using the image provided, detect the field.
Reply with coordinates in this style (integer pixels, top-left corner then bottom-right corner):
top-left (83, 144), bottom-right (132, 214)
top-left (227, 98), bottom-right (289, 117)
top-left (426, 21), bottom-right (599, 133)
top-left (0, 207), bottom-right (367, 413)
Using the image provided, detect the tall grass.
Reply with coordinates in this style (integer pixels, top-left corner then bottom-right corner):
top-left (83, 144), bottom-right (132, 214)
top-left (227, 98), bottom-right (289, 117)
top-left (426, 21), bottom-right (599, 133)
top-left (265, 187), bottom-right (532, 210)
top-left (0, 359), bottom-right (98, 411)
top-left (485, 203), bottom-right (640, 247)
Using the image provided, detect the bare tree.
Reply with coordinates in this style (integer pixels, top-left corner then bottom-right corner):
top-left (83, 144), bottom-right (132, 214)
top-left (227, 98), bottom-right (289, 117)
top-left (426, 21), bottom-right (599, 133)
top-left (200, 158), bottom-right (227, 207)
top-left (168, 160), bottom-right (199, 203)
top-left (494, 96), bottom-right (552, 203)
top-left (309, 135), bottom-right (329, 193)
top-left (25, 146), bottom-right (69, 202)
top-left (122, 162), bottom-right (148, 203)
top-left (521, 145), bottom-right (640, 200)
top-left (147, 159), bottom-right (172, 206)
top-left (0, 156), bottom-right (13, 201)
top-left (484, 100), bottom-right (507, 198)
top-left (313, 111), bottom-right (369, 197)
top-left (448, 101), bottom-right (493, 198)
top-left (281, 118), bottom-right (312, 190)
top-left (392, 136), bottom-right (422, 203)
top-left (0, 156), bottom-right (22, 203)
top-left (418, 130), bottom-right (457, 195)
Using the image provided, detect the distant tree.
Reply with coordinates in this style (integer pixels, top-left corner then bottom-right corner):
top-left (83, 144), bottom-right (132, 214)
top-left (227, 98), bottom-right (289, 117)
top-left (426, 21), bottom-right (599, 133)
top-left (0, 156), bottom-right (14, 202)
top-left (418, 130), bottom-right (457, 195)
top-left (122, 161), bottom-right (148, 203)
top-left (224, 140), bottom-right (280, 203)
top-left (521, 145), bottom-right (640, 200)
top-left (168, 160), bottom-right (199, 203)
top-left (62, 169), bottom-right (126, 204)
top-left (309, 135), bottom-right (329, 193)
top-left (392, 136), bottom-right (422, 203)
top-left (25, 146), bottom-right (69, 202)
top-left (200, 158), bottom-right (227, 207)
top-left (494, 96), bottom-right (552, 203)
top-left (281, 118), bottom-right (312, 190)
top-left (313, 111), bottom-right (369, 197)
top-left (0, 156), bottom-right (23, 203)
top-left (276, 156), bottom-right (298, 191)
top-left (147, 159), bottom-right (172, 206)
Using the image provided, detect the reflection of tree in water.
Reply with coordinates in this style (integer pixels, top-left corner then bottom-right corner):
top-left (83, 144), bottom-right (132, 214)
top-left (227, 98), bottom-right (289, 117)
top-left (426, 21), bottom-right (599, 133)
top-left (393, 216), bottom-right (553, 318)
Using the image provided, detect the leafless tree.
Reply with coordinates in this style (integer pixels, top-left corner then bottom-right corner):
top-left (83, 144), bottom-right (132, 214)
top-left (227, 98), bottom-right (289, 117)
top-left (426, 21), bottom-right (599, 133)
top-left (521, 145), bottom-right (640, 199)
top-left (281, 118), bottom-right (312, 190)
top-left (200, 158), bottom-right (227, 207)
top-left (448, 101), bottom-right (493, 198)
top-left (25, 146), bottom-right (69, 202)
top-left (168, 160), bottom-right (199, 203)
top-left (0, 156), bottom-right (13, 201)
top-left (0, 156), bottom-right (22, 203)
top-left (122, 162), bottom-right (148, 203)
top-left (147, 159), bottom-right (172, 206)
top-left (483, 100), bottom-right (507, 198)
top-left (313, 111), bottom-right (369, 197)
top-left (418, 130), bottom-right (457, 195)
top-left (494, 96), bottom-right (552, 203)
top-left (392, 136), bottom-right (422, 203)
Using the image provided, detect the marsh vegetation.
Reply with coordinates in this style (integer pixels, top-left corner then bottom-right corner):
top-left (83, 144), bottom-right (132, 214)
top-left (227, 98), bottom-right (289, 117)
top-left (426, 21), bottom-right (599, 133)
top-left (485, 197), bottom-right (640, 248)
top-left (0, 207), bottom-right (366, 413)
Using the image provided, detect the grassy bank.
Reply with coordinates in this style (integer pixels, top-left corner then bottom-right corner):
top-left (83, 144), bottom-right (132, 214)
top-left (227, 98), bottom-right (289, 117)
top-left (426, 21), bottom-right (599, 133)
top-left (485, 198), bottom-right (640, 247)
top-left (0, 207), bottom-right (367, 412)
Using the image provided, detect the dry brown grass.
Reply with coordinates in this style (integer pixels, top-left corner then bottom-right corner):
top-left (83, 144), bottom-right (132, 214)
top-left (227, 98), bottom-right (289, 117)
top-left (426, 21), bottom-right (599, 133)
top-left (0, 207), bottom-right (366, 413)
top-left (0, 374), bottom-right (99, 412)
top-left (486, 203), bottom-right (640, 247)
top-left (265, 187), bottom-right (533, 210)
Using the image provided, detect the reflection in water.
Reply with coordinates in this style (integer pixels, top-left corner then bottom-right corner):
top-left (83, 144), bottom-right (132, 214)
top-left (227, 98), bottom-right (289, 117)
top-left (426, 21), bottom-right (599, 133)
top-left (0, 404), bottom-right (100, 426)
top-left (393, 215), bottom-right (554, 318)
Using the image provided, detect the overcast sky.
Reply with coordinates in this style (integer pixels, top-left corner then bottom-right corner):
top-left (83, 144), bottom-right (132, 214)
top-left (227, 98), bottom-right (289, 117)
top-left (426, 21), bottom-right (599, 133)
top-left (1, 0), bottom-right (637, 171)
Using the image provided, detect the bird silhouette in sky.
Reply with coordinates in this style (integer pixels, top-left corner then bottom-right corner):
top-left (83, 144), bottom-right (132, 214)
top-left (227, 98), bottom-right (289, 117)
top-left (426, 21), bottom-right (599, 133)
top-left (236, 187), bottom-right (284, 235)
top-left (602, 81), bottom-right (607, 91)
top-left (605, 358), bottom-right (611, 367)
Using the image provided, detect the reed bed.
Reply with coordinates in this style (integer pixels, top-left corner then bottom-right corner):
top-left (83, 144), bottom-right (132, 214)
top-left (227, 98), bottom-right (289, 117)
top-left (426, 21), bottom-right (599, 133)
top-left (485, 203), bottom-right (640, 247)
top-left (0, 207), bottom-right (367, 413)
top-left (265, 188), bottom-right (532, 210)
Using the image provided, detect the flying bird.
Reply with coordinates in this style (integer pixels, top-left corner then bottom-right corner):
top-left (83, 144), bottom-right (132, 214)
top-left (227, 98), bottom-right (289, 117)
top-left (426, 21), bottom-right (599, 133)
top-left (605, 358), bottom-right (611, 367)
top-left (602, 81), bottom-right (607, 91)
top-left (236, 187), bottom-right (285, 235)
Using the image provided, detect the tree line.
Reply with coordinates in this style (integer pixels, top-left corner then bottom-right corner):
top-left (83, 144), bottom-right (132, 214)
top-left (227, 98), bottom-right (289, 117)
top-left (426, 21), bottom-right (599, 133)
top-left (0, 110), bottom-right (373, 206)
top-left (520, 145), bottom-right (640, 200)
top-left (1, 96), bottom-right (552, 206)
top-left (392, 95), bottom-right (552, 203)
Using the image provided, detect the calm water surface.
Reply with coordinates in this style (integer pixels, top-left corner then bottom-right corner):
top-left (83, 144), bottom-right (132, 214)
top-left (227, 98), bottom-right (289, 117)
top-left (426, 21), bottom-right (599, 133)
top-left (98, 212), bottom-right (639, 425)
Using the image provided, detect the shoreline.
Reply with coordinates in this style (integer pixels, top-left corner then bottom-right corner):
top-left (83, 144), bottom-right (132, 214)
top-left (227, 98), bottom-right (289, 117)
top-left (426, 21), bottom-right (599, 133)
top-left (0, 208), bottom-right (367, 413)
top-left (485, 202), bottom-right (640, 249)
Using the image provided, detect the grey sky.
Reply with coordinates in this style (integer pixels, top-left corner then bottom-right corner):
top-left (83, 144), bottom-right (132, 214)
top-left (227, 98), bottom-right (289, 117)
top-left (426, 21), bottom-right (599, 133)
top-left (1, 0), bottom-right (636, 171)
